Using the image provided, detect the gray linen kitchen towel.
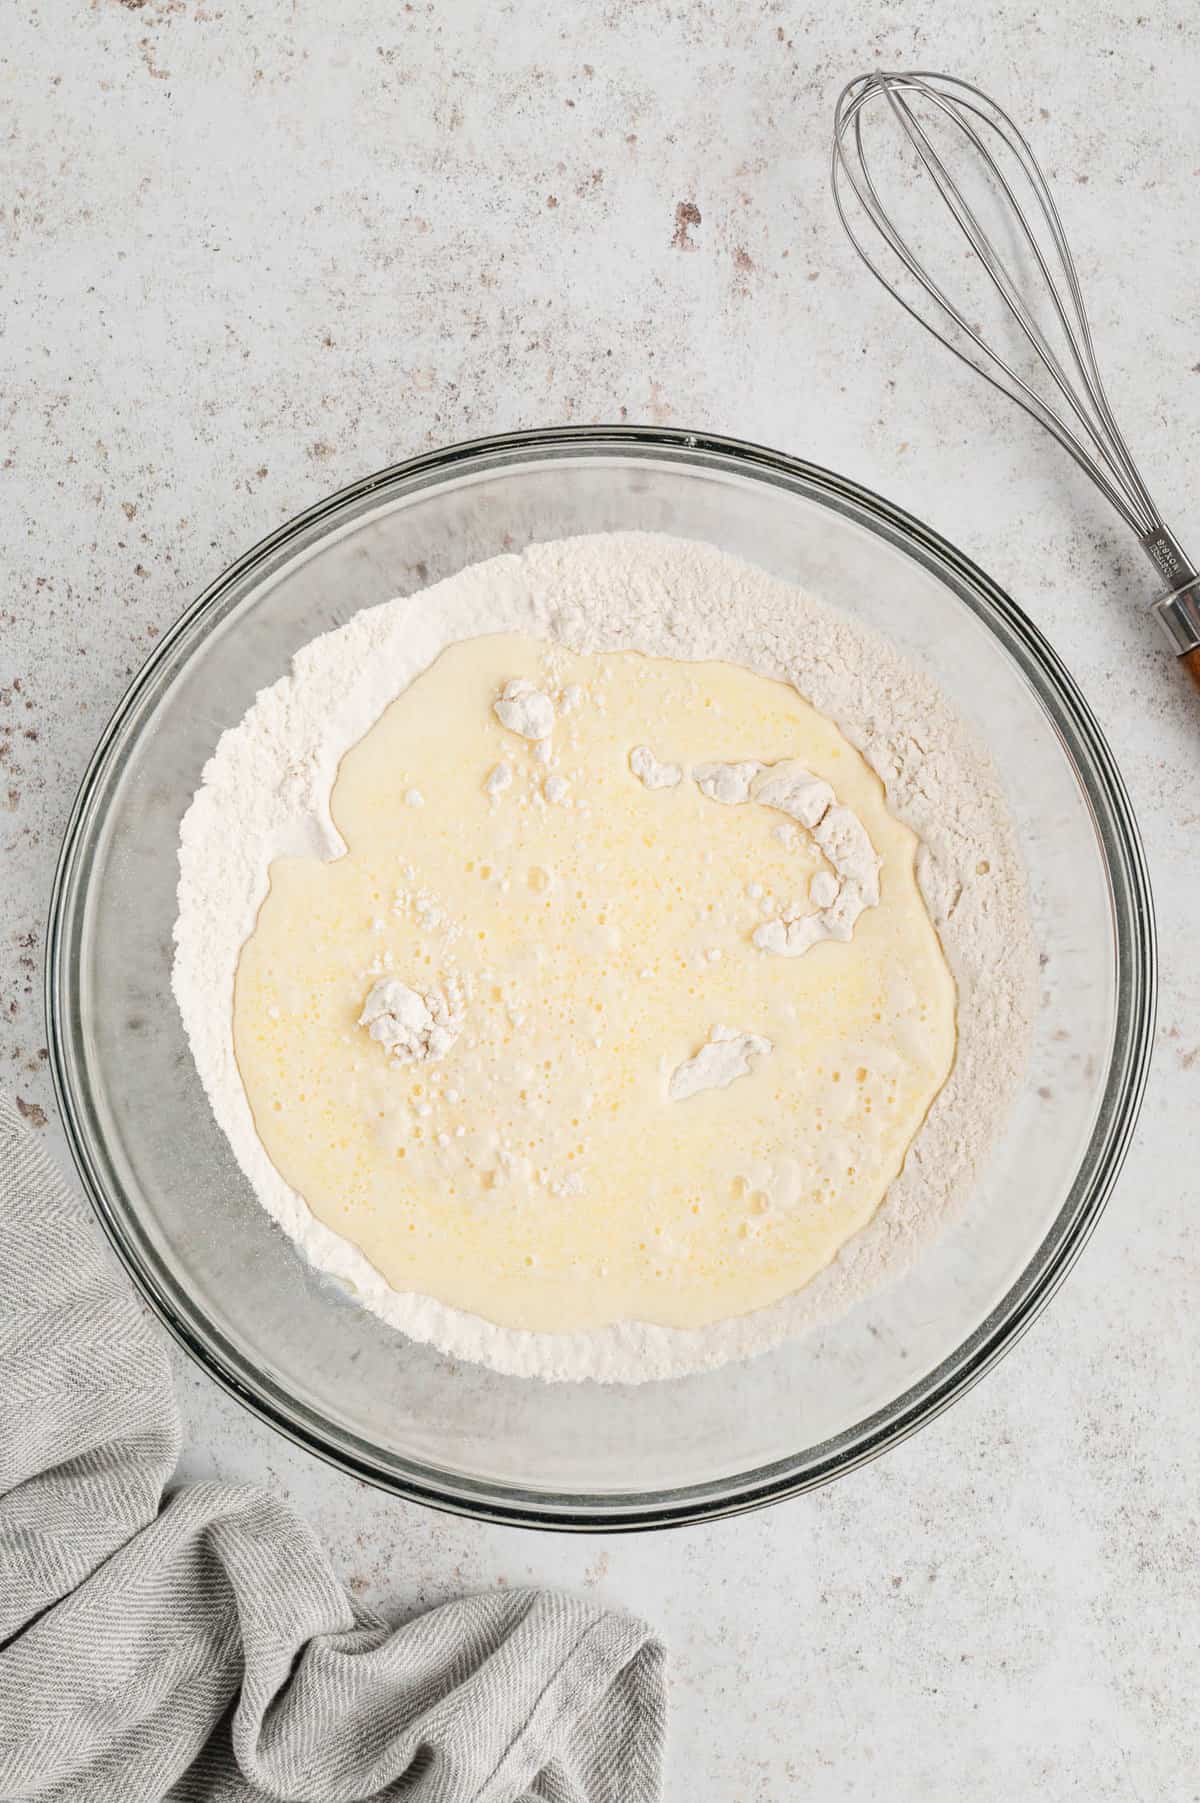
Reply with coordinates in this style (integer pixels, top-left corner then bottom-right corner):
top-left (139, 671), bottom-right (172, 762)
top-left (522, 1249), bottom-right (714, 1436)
top-left (0, 1094), bottom-right (666, 1802)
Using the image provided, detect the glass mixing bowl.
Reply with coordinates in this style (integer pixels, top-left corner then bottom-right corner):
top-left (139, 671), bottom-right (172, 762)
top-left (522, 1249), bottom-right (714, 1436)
top-left (47, 427), bottom-right (1155, 1530)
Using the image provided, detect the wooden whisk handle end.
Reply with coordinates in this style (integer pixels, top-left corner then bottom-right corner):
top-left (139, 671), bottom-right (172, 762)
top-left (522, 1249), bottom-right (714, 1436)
top-left (1182, 645), bottom-right (1200, 693)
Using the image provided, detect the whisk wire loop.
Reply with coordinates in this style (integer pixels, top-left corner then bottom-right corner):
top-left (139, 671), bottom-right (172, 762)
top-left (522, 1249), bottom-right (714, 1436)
top-left (831, 69), bottom-right (1189, 582)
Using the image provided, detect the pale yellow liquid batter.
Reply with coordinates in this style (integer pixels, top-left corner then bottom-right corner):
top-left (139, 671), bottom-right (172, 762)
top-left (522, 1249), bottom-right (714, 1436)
top-left (234, 634), bottom-right (956, 1334)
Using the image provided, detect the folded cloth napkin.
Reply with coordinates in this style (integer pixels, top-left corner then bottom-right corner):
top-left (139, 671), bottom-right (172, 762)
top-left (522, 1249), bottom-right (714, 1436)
top-left (0, 1095), bottom-right (666, 1802)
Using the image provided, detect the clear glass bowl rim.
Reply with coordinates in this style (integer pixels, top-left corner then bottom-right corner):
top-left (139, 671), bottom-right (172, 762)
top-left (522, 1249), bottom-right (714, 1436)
top-left (46, 424), bottom-right (1157, 1532)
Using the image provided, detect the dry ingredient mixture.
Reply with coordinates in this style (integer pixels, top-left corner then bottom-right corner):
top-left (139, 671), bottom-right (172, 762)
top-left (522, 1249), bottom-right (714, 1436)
top-left (174, 533), bottom-right (1035, 1383)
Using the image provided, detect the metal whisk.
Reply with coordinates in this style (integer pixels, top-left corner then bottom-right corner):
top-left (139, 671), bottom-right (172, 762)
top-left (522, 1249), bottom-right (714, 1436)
top-left (831, 70), bottom-right (1200, 688)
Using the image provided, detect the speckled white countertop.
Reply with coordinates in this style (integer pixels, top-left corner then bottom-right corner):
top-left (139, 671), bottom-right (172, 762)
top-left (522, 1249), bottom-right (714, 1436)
top-left (4, 3), bottom-right (1198, 1795)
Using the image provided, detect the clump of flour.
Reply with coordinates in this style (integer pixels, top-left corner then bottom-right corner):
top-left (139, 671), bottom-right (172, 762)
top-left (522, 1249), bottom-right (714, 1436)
top-left (668, 1026), bottom-right (773, 1102)
top-left (493, 677), bottom-right (555, 741)
top-left (359, 978), bottom-right (462, 1064)
top-left (630, 745), bottom-right (683, 790)
top-left (173, 531), bottom-right (1036, 1385)
top-left (685, 757), bottom-right (883, 959)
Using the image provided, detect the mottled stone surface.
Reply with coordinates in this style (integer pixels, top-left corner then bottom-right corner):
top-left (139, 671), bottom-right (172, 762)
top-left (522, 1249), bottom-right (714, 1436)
top-left (4, 3), bottom-right (1198, 1796)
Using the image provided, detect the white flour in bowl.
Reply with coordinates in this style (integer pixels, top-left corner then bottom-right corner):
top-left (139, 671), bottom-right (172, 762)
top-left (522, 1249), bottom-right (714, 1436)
top-left (173, 532), bottom-right (1036, 1384)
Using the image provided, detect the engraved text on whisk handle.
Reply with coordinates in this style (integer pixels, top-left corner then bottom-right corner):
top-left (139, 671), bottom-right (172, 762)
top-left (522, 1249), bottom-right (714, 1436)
top-left (1140, 525), bottom-right (1194, 590)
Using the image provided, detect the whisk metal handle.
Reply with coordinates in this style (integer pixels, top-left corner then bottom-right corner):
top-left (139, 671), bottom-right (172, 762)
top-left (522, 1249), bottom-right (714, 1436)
top-left (1151, 576), bottom-right (1200, 667)
top-left (1141, 525), bottom-right (1200, 673)
top-left (1131, 526), bottom-right (1196, 677)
